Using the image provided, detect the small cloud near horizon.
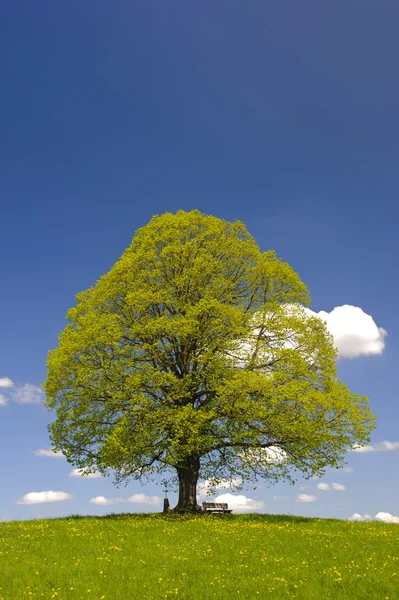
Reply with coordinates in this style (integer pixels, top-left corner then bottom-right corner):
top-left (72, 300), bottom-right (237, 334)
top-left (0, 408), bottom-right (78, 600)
top-left (349, 512), bottom-right (399, 523)
top-left (16, 491), bottom-right (73, 505)
top-left (297, 494), bottom-right (317, 503)
top-left (214, 493), bottom-right (265, 513)
top-left (89, 496), bottom-right (122, 506)
top-left (89, 494), bottom-right (161, 507)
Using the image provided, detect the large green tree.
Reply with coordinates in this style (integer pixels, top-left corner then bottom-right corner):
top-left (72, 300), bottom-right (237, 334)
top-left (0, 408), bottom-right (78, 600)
top-left (44, 210), bottom-right (375, 511)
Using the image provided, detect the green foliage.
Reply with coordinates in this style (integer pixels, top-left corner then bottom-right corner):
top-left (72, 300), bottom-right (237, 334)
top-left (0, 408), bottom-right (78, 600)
top-left (44, 210), bottom-right (375, 492)
top-left (1, 513), bottom-right (398, 599)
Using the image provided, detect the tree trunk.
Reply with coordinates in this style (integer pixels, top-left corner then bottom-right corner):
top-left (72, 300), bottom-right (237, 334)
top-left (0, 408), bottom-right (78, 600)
top-left (173, 454), bottom-right (201, 513)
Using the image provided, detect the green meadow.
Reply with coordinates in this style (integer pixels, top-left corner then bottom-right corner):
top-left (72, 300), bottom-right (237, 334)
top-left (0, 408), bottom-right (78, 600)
top-left (0, 513), bottom-right (398, 600)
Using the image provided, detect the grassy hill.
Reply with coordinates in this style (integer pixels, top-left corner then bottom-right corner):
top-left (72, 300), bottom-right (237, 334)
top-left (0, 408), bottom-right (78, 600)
top-left (0, 513), bottom-right (398, 599)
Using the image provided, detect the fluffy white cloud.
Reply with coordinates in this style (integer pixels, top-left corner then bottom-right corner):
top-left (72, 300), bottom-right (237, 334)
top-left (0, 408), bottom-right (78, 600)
top-left (16, 491), bottom-right (73, 505)
top-left (12, 384), bottom-right (44, 404)
top-left (234, 304), bottom-right (385, 372)
top-left (348, 513), bottom-right (372, 521)
top-left (89, 496), bottom-right (122, 506)
top-left (375, 512), bottom-right (399, 524)
top-left (348, 512), bottom-right (399, 524)
top-left (297, 494), bottom-right (317, 503)
top-left (306, 305), bottom-right (386, 359)
top-left (264, 446), bottom-right (287, 463)
top-left (214, 493), bottom-right (265, 513)
top-left (69, 469), bottom-right (102, 478)
top-left (317, 483), bottom-right (330, 491)
top-left (0, 379), bottom-right (46, 406)
top-left (197, 478), bottom-right (243, 498)
top-left (241, 446), bottom-right (287, 466)
top-left (317, 482), bottom-right (346, 492)
top-left (332, 483), bottom-right (346, 491)
top-left (0, 394), bottom-right (8, 406)
top-left (127, 494), bottom-right (161, 506)
top-left (33, 448), bottom-right (64, 458)
top-left (231, 306), bottom-right (313, 370)
top-left (352, 441), bottom-right (399, 453)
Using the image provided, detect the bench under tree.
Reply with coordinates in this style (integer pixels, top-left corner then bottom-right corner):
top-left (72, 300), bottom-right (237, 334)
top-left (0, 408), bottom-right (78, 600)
top-left (202, 502), bottom-right (233, 514)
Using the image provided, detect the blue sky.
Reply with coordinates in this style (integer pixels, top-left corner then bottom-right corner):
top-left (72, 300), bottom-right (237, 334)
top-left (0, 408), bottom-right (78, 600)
top-left (0, 1), bottom-right (398, 522)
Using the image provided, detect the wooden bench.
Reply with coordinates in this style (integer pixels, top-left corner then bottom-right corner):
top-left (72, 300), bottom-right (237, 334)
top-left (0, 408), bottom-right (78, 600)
top-left (202, 502), bottom-right (232, 514)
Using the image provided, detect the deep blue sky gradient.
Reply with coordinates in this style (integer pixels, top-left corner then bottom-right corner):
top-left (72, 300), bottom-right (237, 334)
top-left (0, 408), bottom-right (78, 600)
top-left (0, 1), bottom-right (398, 520)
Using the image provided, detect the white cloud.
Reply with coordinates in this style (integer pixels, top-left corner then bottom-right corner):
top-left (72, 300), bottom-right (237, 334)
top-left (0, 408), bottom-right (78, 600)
top-left (332, 482), bottom-right (346, 491)
top-left (348, 512), bottom-right (399, 524)
top-left (307, 305), bottom-right (387, 359)
top-left (69, 469), bottom-right (102, 479)
top-left (348, 513), bottom-right (372, 521)
top-left (197, 478), bottom-right (242, 499)
top-left (16, 491), bottom-right (73, 505)
top-left (214, 493), bottom-right (265, 513)
top-left (241, 446), bottom-right (287, 466)
top-left (127, 494), bottom-right (161, 506)
top-left (33, 448), bottom-right (64, 458)
top-left (273, 495), bottom-right (289, 500)
top-left (234, 304), bottom-right (385, 376)
top-left (0, 394), bottom-right (8, 406)
top-left (317, 482), bottom-right (346, 492)
top-left (342, 466), bottom-right (354, 473)
top-left (89, 496), bottom-right (122, 506)
top-left (264, 446), bottom-right (287, 463)
top-left (231, 304), bottom-right (384, 376)
top-left (317, 483), bottom-right (331, 491)
top-left (0, 380), bottom-right (46, 406)
top-left (352, 441), bottom-right (399, 453)
top-left (89, 493), bottom-right (161, 507)
top-left (296, 494), bottom-right (317, 503)
top-left (375, 512), bottom-right (399, 524)
top-left (12, 384), bottom-right (44, 404)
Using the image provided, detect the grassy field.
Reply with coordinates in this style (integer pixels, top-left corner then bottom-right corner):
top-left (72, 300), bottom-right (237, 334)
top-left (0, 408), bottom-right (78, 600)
top-left (0, 512), bottom-right (398, 600)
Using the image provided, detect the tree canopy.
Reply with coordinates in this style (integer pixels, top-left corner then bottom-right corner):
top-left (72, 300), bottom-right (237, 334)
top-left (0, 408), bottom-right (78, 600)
top-left (44, 210), bottom-right (375, 511)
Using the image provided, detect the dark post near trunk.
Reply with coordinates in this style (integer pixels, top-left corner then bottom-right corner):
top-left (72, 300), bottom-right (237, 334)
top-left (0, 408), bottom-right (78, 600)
top-left (163, 497), bottom-right (170, 513)
top-left (173, 454), bottom-right (201, 512)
